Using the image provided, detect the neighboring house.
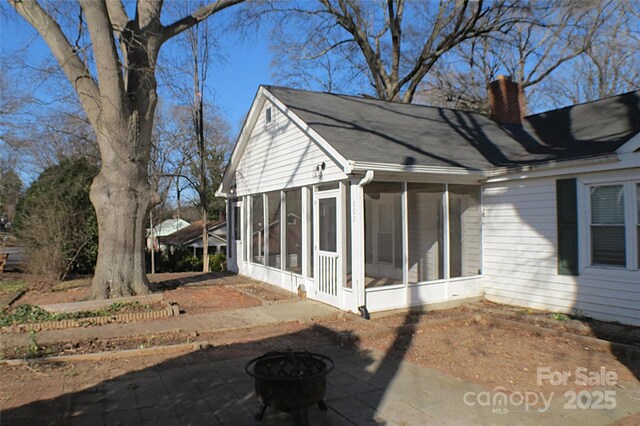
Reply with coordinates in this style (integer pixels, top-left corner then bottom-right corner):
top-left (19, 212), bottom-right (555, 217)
top-left (160, 219), bottom-right (227, 258)
top-left (217, 77), bottom-right (640, 325)
top-left (147, 218), bottom-right (190, 251)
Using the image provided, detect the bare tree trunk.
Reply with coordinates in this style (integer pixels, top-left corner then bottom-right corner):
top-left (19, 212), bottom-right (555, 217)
top-left (176, 178), bottom-right (182, 220)
top-left (149, 209), bottom-right (155, 275)
top-left (198, 96), bottom-right (209, 272)
top-left (90, 144), bottom-right (159, 298)
top-left (202, 209), bottom-right (209, 272)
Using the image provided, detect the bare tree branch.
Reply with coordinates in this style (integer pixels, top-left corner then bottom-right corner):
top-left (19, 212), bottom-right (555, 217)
top-left (105, 0), bottom-right (129, 36)
top-left (8, 0), bottom-right (101, 125)
top-left (79, 0), bottom-right (128, 118)
top-left (161, 0), bottom-right (245, 42)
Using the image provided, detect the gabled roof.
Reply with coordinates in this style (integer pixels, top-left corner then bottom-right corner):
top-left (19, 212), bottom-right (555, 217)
top-left (264, 86), bottom-right (640, 170)
top-left (149, 218), bottom-right (190, 237)
top-left (160, 219), bottom-right (226, 246)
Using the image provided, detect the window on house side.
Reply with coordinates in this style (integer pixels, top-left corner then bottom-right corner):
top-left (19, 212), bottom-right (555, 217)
top-left (590, 185), bottom-right (626, 267)
top-left (265, 107), bottom-right (272, 125)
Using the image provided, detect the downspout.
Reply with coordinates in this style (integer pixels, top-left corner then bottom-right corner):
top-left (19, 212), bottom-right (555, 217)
top-left (356, 170), bottom-right (374, 319)
top-left (359, 170), bottom-right (374, 187)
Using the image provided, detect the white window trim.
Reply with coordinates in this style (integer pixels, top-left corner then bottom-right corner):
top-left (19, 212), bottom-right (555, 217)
top-left (265, 106), bottom-right (273, 127)
top-left (579, 177), bottom-right (640, 273)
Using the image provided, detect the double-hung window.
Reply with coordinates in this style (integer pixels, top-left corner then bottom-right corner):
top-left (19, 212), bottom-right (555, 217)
top-left (588, 182), bottom-right (639, 270)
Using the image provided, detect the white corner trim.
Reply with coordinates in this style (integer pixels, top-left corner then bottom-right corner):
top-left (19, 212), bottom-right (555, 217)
top-left (616, 132), bottom-right (640, 154)
top-left (261, 89), bottom-right (353, 174)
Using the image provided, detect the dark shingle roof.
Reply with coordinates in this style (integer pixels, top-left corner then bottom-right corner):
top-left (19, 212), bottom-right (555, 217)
top-left (266, 86), bottom-right (640, 170)
top-left (160, 219), bottom-right (225, 246)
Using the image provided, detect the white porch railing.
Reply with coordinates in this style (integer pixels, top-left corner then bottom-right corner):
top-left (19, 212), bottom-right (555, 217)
top-left (317, 252), bottom-right (339, 297)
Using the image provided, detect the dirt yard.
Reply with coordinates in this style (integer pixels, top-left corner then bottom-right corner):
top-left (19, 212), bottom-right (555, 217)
top-left (2, 317), bottom-right (639, 412)
top-left (1, 271), bottom-right (292, 314)
top-left (1, 272), bottom-right (639, 415)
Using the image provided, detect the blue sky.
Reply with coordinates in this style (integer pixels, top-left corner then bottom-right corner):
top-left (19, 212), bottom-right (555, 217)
top-left (1, 9), bottom-right (276, 136)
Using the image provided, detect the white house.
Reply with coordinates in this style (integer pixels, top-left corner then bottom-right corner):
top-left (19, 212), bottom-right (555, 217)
top-left (217, 77), bottom-right (640, 325)
top-left (160, 219), bottom-right (227, 257)
top-left (146, 218), bottom-right (190, 251)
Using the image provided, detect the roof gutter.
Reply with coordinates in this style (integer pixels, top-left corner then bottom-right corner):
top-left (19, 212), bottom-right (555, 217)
top-left (485, 153), bottom-right (621, 181)
top-left (350, 162), bottom-right (486, 177)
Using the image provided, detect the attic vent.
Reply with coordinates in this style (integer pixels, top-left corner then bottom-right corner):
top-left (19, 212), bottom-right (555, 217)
top-left (265, 107), bottom-right (272, 125)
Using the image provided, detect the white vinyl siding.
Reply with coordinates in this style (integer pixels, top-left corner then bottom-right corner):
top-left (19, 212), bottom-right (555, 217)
top-left (484, 173), bottom-right (640, 326)
top-left (234, 102), bottom-right (347, 196)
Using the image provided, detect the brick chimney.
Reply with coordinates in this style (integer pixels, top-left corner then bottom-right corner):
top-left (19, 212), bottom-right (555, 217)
top-left (488, 75), bottom-right (525, 126)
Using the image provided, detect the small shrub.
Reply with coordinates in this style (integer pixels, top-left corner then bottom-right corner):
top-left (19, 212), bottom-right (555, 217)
top-left (0, 304), bottom-right (52, 326)
top-left (176, 255), bottom-right (203, 272)
top-left (15, 158), bottom-right (99, 280)
top-left (209, 252), bottom-right (226, 272)
top-left (550, 312), bottom-right (569, 322)
top-left (27, 330), bottom-right (40, 358)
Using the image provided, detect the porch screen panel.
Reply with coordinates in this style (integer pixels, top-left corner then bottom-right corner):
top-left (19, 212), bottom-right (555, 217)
top-left (448, 185), bottom-right (481, 278)
top-left (233, 206), bottom-right (241, 241)
top-left (408, 183), bottom-right (444, 283)
top-left (251, 195), bottom-right (264, 264)
top-left (364, 182), bottom-right (403, 287)
top-left (267, 191), bottom-right (281, 268)
top-left (285, 189), bottom-right (302, 274)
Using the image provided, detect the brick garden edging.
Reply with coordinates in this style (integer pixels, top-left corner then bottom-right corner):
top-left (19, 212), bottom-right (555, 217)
top-left (3, 301), bottom-right (180, 333)
top-left (1, 309), bottom-right (637, 365)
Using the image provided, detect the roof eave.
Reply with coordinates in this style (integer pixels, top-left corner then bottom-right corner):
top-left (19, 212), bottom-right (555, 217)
top-left (350, 161), bottom-right (487, 177)
top-left (485, 153), bottom-right (621, 178)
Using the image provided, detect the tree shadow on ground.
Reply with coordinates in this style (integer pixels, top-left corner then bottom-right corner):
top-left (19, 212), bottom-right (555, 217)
top-left (149, 271), bottom-right (235, 291)
top-left (583, 319), bottom-right (640, 381)
top-left (1, 309), bottom-right (424, 425)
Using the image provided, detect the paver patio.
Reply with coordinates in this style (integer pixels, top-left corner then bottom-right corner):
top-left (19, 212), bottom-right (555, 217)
top-left (2, 343), bottom-right (638, 425)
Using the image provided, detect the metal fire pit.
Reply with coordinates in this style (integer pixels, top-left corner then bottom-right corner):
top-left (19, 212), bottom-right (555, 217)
top-left (245, 350), bottom-right (334, 424)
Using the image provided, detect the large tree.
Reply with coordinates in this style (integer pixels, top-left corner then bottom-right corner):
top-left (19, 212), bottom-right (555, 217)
top-left (268, 0), bottom-right (522, 103)
top-left (419, 0), bottom-right (625, 113)
top-left (8, 0), bottom-right (244, 298)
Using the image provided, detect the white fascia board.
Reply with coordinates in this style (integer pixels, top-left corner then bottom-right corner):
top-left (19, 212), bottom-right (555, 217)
top-left (616, 132), bottom-right (640, 154)
top-left (350, 161), bottom-right (486, 179)
top-left (262, 90), bottom-right (353, 174)
top-left (485, 153), bottom-right (640, 183)
top-left (218, 86), bottom-right (270, 197)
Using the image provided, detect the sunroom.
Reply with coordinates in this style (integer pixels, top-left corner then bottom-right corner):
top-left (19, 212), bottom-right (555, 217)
top-left (225, 176), bottom-right (483, 313)
top-left (217, 86), bottom-right (507, 313)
